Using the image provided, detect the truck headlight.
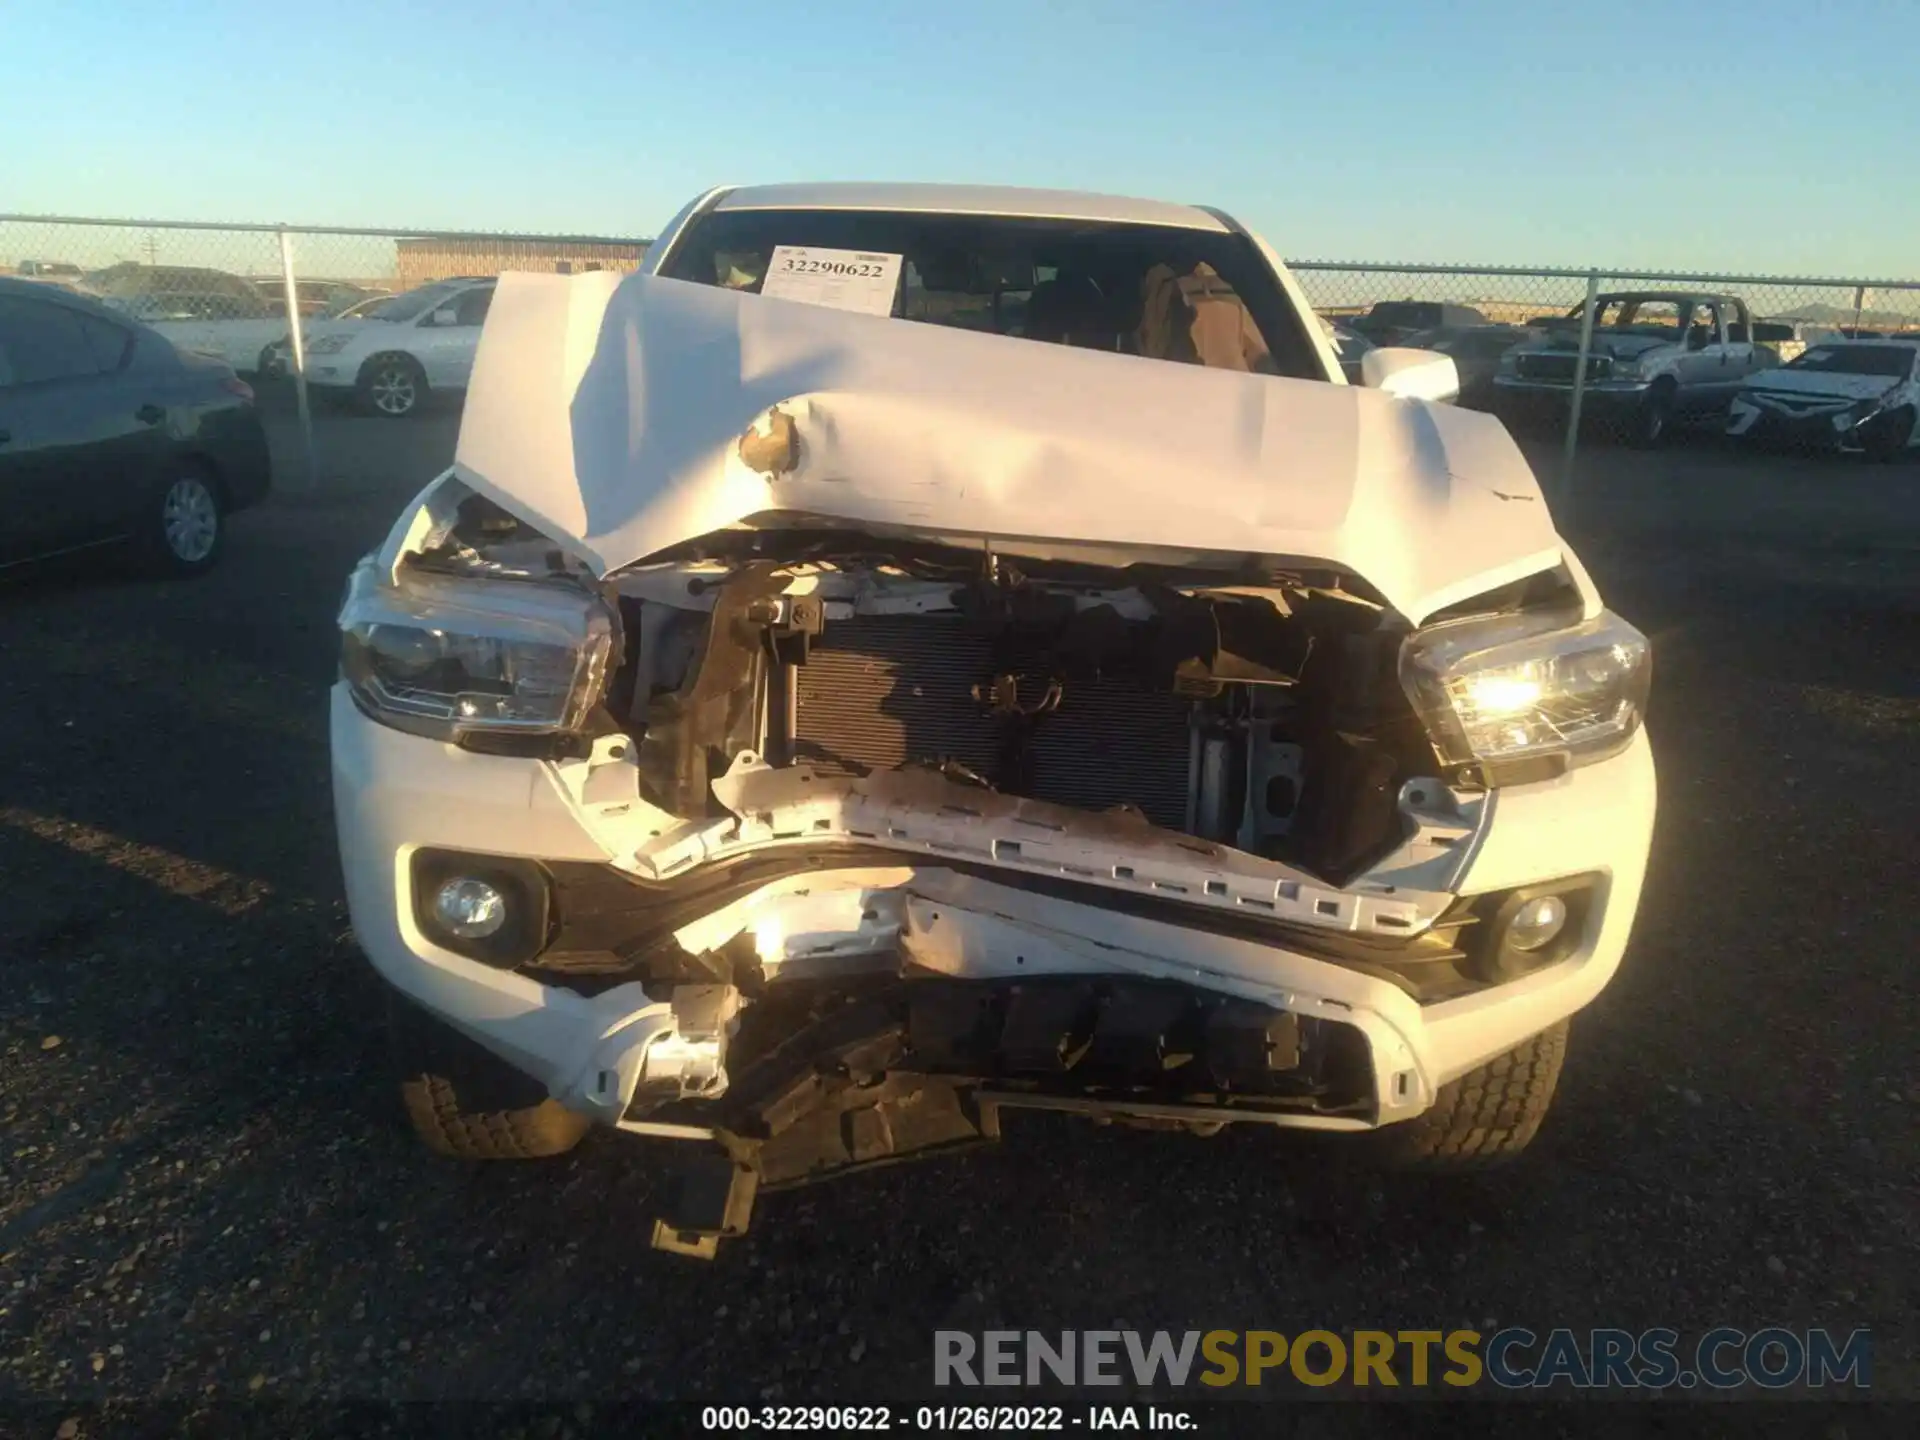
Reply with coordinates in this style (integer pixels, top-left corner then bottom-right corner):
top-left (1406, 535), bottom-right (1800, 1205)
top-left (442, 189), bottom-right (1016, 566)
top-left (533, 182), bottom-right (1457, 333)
top-left (1399, 608), bottom-right (1651, 779)
top-left (337, 557), bottom-right (618, 741)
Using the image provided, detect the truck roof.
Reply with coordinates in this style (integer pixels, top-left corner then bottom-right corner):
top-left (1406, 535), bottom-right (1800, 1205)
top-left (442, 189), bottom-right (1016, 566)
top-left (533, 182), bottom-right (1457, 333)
top-left (1593, 290), bottom-right (1743, 306)
top-left (711, 182), bottom-right (1233, 233)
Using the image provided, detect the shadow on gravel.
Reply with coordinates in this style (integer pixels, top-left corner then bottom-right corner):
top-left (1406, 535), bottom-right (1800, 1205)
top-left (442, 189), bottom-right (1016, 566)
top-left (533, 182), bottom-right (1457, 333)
top-left (0, 703), bottom-right (337, 906)
top-left (0, 554), bottom-right (349, 907)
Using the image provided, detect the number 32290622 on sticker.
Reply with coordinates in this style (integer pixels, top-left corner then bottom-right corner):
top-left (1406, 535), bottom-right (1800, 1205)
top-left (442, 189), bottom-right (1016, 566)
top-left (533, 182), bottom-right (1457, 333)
top-left (760, 245), bottom-right (903, 316)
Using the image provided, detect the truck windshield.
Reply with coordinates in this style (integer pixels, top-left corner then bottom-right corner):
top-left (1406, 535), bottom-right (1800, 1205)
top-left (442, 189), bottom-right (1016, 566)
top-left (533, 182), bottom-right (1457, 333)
top-left (656, 208), bottom-right (1328, 380)
top-left (1588, 297), bottom-right (1683, 338)
top-left (1786, 344), bottom-right (1917, 377)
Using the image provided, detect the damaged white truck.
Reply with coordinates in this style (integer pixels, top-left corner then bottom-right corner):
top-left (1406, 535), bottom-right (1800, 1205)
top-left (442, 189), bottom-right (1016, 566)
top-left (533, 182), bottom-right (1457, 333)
top-left (330, 183), bottom-right (1656, 1257)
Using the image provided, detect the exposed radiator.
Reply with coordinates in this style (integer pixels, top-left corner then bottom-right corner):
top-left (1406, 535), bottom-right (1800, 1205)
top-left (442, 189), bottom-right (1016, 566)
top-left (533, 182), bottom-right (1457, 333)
top-left (791, 615), bottom-right (1194, 829)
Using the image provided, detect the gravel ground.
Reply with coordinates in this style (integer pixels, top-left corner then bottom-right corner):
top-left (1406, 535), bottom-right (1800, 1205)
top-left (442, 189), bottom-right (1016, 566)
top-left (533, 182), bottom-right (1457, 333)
top-left (1, 412), bottom-right (1916, 1432)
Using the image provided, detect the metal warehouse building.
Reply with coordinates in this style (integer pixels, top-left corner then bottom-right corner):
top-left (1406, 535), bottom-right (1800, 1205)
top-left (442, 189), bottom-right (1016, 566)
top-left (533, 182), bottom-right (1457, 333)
top-left (395, 236), bottom-right (648, 287)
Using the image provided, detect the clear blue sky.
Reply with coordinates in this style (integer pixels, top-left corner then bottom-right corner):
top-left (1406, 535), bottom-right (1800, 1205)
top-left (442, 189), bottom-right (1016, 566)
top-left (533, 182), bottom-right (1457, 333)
top-left (5, 0), bottom-right (1916, 275)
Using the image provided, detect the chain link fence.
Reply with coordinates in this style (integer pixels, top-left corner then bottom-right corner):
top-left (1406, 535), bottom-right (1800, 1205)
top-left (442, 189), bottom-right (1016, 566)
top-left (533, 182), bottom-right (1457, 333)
top-left (1291, 262), bottom-right (1920, 337)
top-left (6, 214), bottom-right (1919, 499)
top-left (1292, 262), bottom-right (1920, 516)
top-left (1, 216), bottom-right (649, 299)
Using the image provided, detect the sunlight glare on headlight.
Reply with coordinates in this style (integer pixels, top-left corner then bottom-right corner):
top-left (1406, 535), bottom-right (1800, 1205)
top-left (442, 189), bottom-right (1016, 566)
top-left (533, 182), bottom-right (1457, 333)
top-left (1458, 672), bottom-right (1544, 717)
top-left (1399, 607), bottom-right (1652, 773)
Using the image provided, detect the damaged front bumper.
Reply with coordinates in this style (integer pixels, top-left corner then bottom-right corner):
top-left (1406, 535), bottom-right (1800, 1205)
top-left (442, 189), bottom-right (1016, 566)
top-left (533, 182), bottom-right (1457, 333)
top-left (630, 968), bottom-right (1368, 1257)
top-left (1725, 395), bottom-right (1894, 452)
top-left (332, 684), bottom-right (1654, 1254)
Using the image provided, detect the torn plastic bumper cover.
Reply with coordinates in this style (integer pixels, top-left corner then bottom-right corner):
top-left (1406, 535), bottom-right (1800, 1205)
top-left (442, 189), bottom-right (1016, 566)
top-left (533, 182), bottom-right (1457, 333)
top-left (638, 972), bottom-right (1352, 1258)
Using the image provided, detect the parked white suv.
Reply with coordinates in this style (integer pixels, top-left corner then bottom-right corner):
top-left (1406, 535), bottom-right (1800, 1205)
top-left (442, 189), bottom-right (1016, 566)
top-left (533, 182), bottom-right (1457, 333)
top-left (330, 183), bottom-right (1656, 1257)
top-left (303, 277), bottom-right (495, 417)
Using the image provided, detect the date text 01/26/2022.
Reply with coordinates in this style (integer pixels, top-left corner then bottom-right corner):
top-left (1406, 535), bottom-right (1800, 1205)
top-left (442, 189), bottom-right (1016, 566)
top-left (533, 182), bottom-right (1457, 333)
top-left (700, 1404), bottom-right (1197, 1431)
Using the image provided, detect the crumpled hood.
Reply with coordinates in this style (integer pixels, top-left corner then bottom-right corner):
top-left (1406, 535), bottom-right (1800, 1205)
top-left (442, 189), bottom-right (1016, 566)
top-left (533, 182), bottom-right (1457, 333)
top-left (451, 272), bottom-right (1565, 624)
top-left (1586, 334), bottom-right (1672, 359)
top-left (1739, 368), bottom-right (1901, 402)
top-left (1526, 332), bottom-right (1670, 360)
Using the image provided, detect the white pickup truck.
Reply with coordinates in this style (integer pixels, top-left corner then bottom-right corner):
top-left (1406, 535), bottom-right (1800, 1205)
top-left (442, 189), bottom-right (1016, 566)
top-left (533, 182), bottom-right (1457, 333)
top-left (1494, 290), bottom-right (1779, 445)
top-left (330, 182), bottom-right (1656, 1257)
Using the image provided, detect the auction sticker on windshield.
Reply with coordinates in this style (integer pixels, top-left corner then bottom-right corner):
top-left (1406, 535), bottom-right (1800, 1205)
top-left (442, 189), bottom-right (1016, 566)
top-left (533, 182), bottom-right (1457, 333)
top-left (762, 246), bottom-right (903, 316)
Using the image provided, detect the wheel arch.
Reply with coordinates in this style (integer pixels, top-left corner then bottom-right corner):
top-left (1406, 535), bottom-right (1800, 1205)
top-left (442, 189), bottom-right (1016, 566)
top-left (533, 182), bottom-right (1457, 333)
top-left (173, 448), bottom-right (229, 505)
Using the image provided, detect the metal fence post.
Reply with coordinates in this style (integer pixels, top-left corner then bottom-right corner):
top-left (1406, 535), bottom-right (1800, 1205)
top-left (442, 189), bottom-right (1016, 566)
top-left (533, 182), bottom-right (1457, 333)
top-left (1558, 270), bottom-right (1601, 525)
top-left (276, 226), bottom-right (317, 493)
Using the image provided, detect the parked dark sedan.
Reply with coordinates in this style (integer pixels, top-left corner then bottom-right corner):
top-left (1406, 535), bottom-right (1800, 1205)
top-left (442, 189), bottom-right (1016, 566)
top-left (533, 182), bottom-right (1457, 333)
top-left (0, 277), bottom-right (271, 576)
top-left (1400, 323), bottom-right (1529, 409)
top-left (1346, 300), bottom-right (1489, 347)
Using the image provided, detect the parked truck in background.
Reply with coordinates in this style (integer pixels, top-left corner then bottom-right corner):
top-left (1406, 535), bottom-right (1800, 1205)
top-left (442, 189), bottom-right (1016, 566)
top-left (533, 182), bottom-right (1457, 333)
top-left (1493, 291), bottom-right (1778, 446)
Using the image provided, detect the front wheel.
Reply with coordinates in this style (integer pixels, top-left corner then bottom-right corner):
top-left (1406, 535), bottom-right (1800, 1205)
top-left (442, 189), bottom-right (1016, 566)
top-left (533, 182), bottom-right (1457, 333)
top-left (138, 466), bottom-right (224, 577)
top-left (1628, 384), bottom-right (1677, 448)
top-left (388, 994), bottom-right (589, 1160)
top-left (357, 354), bottom-right (427, 418)
top-left (1374, 1020), bottom-right (1569, 1170)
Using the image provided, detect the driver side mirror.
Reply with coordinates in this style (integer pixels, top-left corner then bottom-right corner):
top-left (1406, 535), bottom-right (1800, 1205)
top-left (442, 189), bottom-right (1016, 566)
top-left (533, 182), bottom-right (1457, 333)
top-left (1361, 347), bottom-right (1460, 403)
top-left (426, 307), bottom-right (459, 327)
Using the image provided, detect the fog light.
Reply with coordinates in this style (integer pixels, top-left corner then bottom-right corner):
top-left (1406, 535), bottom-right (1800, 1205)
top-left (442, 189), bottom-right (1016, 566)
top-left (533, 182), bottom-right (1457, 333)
top-left (1507, 893), bottom-right (1568, 952)
top-left (432, 877), bottom-right (507, 939)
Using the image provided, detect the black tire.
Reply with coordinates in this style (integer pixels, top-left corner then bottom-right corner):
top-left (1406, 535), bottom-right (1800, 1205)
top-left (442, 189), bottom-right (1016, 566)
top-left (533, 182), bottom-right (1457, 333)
top-left (1863, 406), bottom-right (1915, 463)
top-left (136, 462), bottom-right (224, 578)
top-left (356, 353), bottom-right (427, 419)
top-left (1376, 1020), bottom-right (1569, 1169)
top-left (387, 994), bottom-right (589, 1160)
top-left (1628, 382), bottom-right (1677, 448)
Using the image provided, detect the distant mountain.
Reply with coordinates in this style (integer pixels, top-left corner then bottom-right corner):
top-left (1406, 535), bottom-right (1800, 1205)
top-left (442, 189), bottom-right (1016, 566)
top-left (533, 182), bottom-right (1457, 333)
top-left (1773, 300), bottom-right (1914, 325)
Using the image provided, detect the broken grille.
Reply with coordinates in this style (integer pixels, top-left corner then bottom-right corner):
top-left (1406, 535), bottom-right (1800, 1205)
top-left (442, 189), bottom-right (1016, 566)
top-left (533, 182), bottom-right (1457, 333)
top-left (1515, 352), bottom-right (1613, 383)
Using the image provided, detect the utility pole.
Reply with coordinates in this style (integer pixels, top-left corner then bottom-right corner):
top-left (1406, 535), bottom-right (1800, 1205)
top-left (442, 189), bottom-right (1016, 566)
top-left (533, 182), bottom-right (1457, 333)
top-left (1558, 271), bottom-right (1601, 527)
top-left (277, 227), bottom-right (318, 494)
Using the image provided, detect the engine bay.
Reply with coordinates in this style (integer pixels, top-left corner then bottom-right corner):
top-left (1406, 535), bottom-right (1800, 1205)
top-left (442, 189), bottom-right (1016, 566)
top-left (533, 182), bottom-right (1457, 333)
top-left (589, 535), bottom-right (1442, 885)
